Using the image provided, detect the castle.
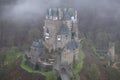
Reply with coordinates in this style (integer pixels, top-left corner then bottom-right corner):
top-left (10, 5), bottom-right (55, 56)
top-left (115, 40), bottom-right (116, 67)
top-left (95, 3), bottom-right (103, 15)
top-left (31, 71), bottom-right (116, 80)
top-left (44, 8), bottom-right (79, 65)
top-left (108, 43), bottom-right (115, 65)
top-left (25, 8), bottom-right (80, 71)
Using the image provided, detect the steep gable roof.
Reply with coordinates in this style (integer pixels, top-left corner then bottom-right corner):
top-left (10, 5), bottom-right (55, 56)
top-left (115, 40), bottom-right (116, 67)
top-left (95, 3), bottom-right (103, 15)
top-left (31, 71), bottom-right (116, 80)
top-left (31, 39), bottom-right (45, 50)
top-left (68, 8), bottom-right (75, 17)
top-left (52, 8), bottom-right (58, 16)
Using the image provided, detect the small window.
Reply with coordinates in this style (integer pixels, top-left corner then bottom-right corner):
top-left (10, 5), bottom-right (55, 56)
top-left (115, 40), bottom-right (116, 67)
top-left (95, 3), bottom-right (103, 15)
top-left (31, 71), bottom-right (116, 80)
top-left (57, 37), bottom-right (61, 41)
top-left (71, 32), bottom-right (75, 39)
top-left (57, 35), bottom-right (61, 41)
top-left (46, 28), bottom-right (49, 33)
top-left (66, 35), bottom-right (68, 39)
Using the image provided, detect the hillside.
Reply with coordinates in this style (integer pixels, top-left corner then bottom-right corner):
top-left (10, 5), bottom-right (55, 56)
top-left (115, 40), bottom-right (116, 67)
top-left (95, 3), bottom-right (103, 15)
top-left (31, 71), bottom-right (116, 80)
top-left (0, 47), bottom-right (46, 80)
top-left (80, 39), bottom-right (120, 80)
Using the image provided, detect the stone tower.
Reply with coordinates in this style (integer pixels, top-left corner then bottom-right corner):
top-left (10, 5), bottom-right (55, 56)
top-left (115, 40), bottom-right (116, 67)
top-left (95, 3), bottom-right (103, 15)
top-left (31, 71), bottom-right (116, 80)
top-left (44, 8), bottom-right (79, 51)
top-left (108, 42), bottom-right (115, 65)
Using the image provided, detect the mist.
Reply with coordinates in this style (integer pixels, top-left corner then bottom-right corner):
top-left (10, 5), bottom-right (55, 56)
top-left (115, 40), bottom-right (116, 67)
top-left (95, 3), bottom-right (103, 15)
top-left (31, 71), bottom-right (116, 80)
top-left (1, 0), bottom-right (60, 23)
top-left (0, 0), bottom-right (120, 24)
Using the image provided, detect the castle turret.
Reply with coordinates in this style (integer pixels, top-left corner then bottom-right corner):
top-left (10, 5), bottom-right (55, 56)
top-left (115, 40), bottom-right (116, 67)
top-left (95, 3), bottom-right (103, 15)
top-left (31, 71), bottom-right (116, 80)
top-left (75, 10), bottom-right (77, 23)
top-left (52, 8), bottom-right (58, 20)
top-left (108, 42), bottom-right (115, 65)
top-left (58, 8), bottom-right (63, 20)
top-left (49, 8), bottom-right (52, 20)
top-left (46, 9), bottom-right (49, 19)
top-left (109, 43), bottom-right (115, 62)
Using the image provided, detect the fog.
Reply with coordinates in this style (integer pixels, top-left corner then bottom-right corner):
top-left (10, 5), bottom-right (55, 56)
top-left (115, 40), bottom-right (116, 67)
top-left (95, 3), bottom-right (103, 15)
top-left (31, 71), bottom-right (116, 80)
top-left (74, 0), bottom-right (120, 19)
top-left (0, 0), bottom-right (120, 23)
top-left (1, 0), bottom-right (60, 23)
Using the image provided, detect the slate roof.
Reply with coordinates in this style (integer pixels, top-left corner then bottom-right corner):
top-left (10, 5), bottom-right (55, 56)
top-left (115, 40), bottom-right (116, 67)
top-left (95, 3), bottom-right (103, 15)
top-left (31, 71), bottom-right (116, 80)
top-left (62, 8), bottom-right (75, 20)
top-left (68, 8), bottom-right (75, 17)
top-left (31, 39), bottom-right (44, 50)
top-left (66, 40), bottom-right (78, 51)
top-left (39, 52), bottom-right (46, 58)
top-left (63, 12), bottom-right (71, 20)
top-left (58, 24), bottom-right (69, 35)
top-left (52, 8), bottom-right (58, 16)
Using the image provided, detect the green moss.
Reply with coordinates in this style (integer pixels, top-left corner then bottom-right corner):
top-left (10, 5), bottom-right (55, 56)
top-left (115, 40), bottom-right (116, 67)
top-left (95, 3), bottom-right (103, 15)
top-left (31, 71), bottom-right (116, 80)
top-left (91, 45), bottom-right (97, 54)
top-left (73, 74), bottom-right (80, 80)
top-left (73, 43), bottom-right (85, 80)
top-left (86, 64), bottom-right (100, 80)
top-left (4, 47), bottom-right (21, 66)
top-left (20, 54), bottom-right (56, 80)
top-left (46, 71), bottom-right (57, 80)
top-left (21, 54), bottom-right (45, 73)
top-left (99, 56), bottom-right (105, 60)
top-left (91, 45), bottom-right (105, 60)
top-left (73, 49), bottom-right (84, 74)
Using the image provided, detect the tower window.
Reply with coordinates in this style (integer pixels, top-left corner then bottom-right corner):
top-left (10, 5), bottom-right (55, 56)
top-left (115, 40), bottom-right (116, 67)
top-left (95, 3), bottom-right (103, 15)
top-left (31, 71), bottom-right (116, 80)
top-left (71, 32), bottom-right (75, 39)
top-left (57, 35), bottom-right (61, 41)
top-left (46, 28), bottom-right (49, 33)
top-left (57, 37), bottom-right (61, 41)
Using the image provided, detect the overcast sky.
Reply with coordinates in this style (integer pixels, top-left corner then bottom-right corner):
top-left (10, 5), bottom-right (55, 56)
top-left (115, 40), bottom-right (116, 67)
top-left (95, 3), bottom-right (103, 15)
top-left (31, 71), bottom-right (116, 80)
top-left (0, 0), bottom-right (120, 23)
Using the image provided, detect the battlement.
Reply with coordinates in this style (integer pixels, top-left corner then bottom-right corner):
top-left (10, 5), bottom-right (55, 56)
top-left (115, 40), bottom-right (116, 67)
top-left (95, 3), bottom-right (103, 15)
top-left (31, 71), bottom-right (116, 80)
top-left (45, 8), bottom-right (77, 22)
